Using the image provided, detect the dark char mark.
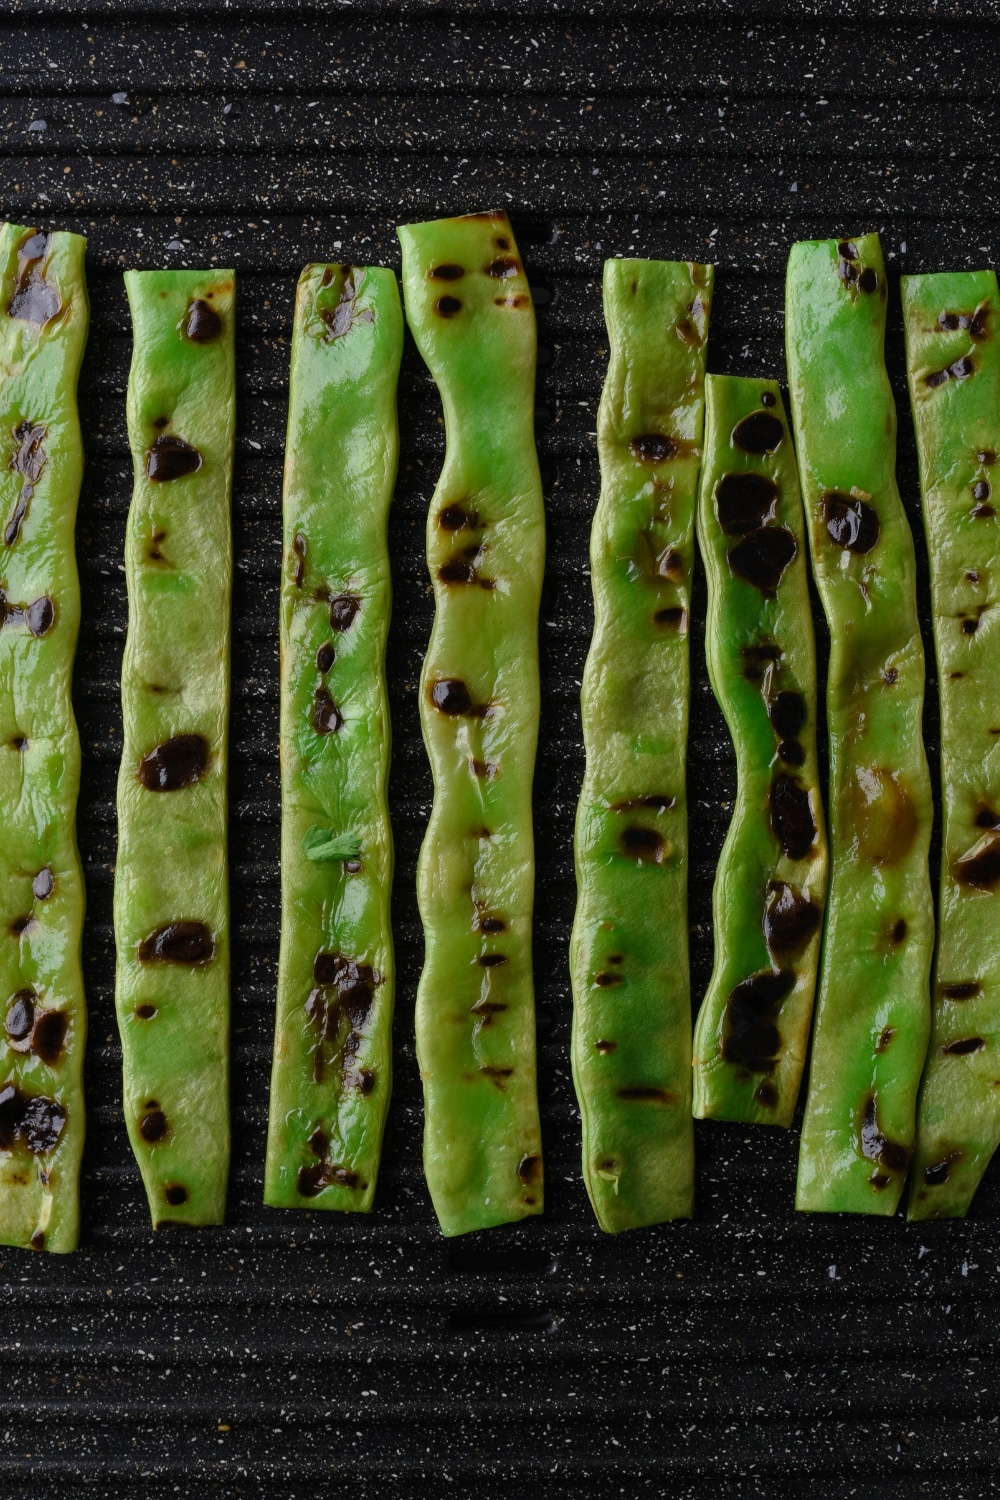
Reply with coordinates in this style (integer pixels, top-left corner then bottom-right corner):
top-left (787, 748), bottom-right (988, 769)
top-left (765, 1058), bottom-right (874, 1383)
top-left (321, 269), bottom-right (374, 341)
top-left (955, 835), bottom-right (1000, 889)
top-left (722, 969), bottom-right (795, 1074)
top-left (139, 1109), bottom-right (168, 1143)
top-left (145, 435), bottom-right (203, 482)
top-left (30, 1009), bottom-right (67, 1065)
top-left (941, 1036), bottom-right (985, 1055)
top-left (438, 503), bottom-right (478, 530)
top-left (435, 296), bottom-right (462, 317)
top-left (8, 232), bottom-right (60, 324)
top-left (924, 1151), bottom-right (962, 1186)
top-left (925, 356), bottom-right (976, 389)
top-left (138, 921), bottom-right (216, 966)
top-left (5, 420), bottom-right (47, 546)
top-left (316, 642), bottom-right (335, 674)
top-left (617, 1086), bottom-right (672, 1103)
top-left (329, 594), bottom-right (360, 631)
top-left (763, 881), bottom-right (821, 957)
top-left (823, 491), bottom-right (880, 554)
top-left (741, 642), bottom-right (782, 681)
top-left (430, 678), bottom-right (472, 715)
top-left (5, 990), bottom-right (35, 1043)
top-left (429, 264), bottom-right (464, 280)
top-left (767, 690), bottom-right (806, 742)
top-left (860, 1095), bottom-right (910, 1176)
top-left (770, 773), bottom-right (816, 860)
top-left (731, 411), bottom-right (784, 454)
top-left (164, 1185), bottom-right (188, 1205)
top-left (0, 1084), bottom-right (65, 1153)
top-left (629, 433), bottom-right (677, 464)
top-left (184, 298), bottom-right (223, 342)
top-left (714, 472), bottom-right (778, 536)
top-left (291, 531), bottom-right (306, 587)
top-left (941, 982), bottom-right (981, 1000)
top-left (727, 527), bottom-right (796, 596)
top-left (312, 688), bottom-right (344, 735)
top-left (619, 827), bottom-right (665, 864)
top-left (138, 734), bottom-right (210, 791)
top-left (938, 307), bottom-right (990, 341)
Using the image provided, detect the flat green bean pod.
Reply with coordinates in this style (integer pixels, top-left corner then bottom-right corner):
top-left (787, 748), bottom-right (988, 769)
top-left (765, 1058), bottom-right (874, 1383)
top-left (786, 233), bottom-right (934, 1215)
top-left (0, 224), bottom-right (89, 1253)
top-left (571, 257), bottom-right (712, 1231)
top-left (692, 376), bottom-right (827, 1127)
top-left (115, 270), bottom-right (235, 1228)
top-left (264, 263), bottom-right (401, 1212)
top-left (902, 269), bottom-right (1000, 1219)
top-left (398, 211), bottom-right (544, 1236)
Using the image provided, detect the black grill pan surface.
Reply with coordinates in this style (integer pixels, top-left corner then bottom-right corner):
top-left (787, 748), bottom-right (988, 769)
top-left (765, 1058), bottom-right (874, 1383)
top-left (1, 5), bottom-right (999, 1496)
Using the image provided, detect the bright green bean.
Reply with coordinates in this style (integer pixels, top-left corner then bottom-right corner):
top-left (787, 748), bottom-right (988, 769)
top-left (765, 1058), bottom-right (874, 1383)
top-left (264, 263), bottom-right (401, 1212)
top-left (115, 270), bottom-right (235, 1227)
top-left (902, 269), bottom-right (1000, 1219)
top-left (571, 257), bottom-right (712, 1231)
top-left (0, 224), bottom-right (89, 1253)
top-left (692, 376), bottom-right (827, 1127)
top-left (398, 212), bottom-right (544, 1236)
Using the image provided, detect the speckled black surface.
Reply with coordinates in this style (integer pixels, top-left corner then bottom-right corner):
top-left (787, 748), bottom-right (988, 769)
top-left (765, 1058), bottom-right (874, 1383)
top-left (1, 8), bottom-right (999, 1497)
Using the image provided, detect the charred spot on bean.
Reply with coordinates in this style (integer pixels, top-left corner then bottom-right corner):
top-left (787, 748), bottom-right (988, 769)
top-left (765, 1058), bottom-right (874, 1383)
top-left (320, 269), bottom-right (374, 341)
top-left (715, 472), bottom-right (779, 536)
top-left (25, 597), bottom-right (54, 637)
top-left (135, 1004), bottom-right (157, 1020)
top-left (435, 296), bottom-right (462, 317)
top-left (978, 449), bottom-right (997, 466)
top-left (429, 263), bottom-right (464, 281)
top-left (860, 1095), bottom-right (910, 1175)
top-left (657, 547), bottom-right (683, 580)
top-left (479, 1065), bottom-right (514, 1090)
top-left (938, 307), bottom-right (990, 341)
top-left (438, 503), bottom-right (478, 531)
top-left (594, 972), bottom-right (621, 987)
top-left (137, 921), bottom-right (216, 966)
top-left (741, 642), bottom-right (782, 681)
top-left (291, 531), bottom-right (307, 587)
top-left (329, 594), bottom-right (360, 631)
top-left (8, 232), bottom-right (60, 324)
top-left (823, 491), bottom-right (880, 554)
top-left (763, 882), bottom-right (821, 957)
top-left (312, 687), bottom-right (344, 735)
top-left (5, 990), bottom-right (35, 1044)
top-left (145, 434), bottom-right (203, 482)
top-left (619, 826), bottom-right (665, 864)
top-left (755, 1082), bottom-right (779, 1108)
top-left (731, 411), bottom-right (784, 454)
top-left (438, 557), bottom-right (493, 589)
top-left (767, 690), bottom-right (807, 742)
top-left (348, 1068), bottom-right (376, 1095)
top-left (654, 605), bottom-right (687, 630)
top-left (315, 642), bottom-right (335, 674)
top-left (478, 915), bottom-right (506, 936)
top-left (955, 834), bottom-right (1000, 889)
top-left (478, 953), bottom-right (508, 968)
top-left (5, 420), bottom-right (47, 547)
top-left (0, 1084), bottom-right (65, 1153)
top-left (147, 527), bottom-right (169, 563)
top-left (770, 773), bottom-right (816, 861)
top-left (875, 1026), bottom-right (896, 1054)
top-left (883, 667), bottom-right (899, 685)
top-left (486, 257), bottom-right (520, 278)
top-left (30, 1231), bottom-right (44, 1251)
top-left (857, 267), bottom-right (879, 294)
top-left (727, 526), bottom-right (797, 597)
top-left (430, 678), bottom-right (472, 715)
top-left (941, 981), bottom-right (981, 1000)
top-left (32, 867), bottom-right (53, 901)
top-left (926, 356), bottom-right (976, 389)
top-left (183, 298), bottom-right (223, 343)
top-left (31, 1009), bottom-right (67, 1065)
top-left (164, 1184), bottom-right (188, 1206)
top-left (891, 918), bottom-right (908, 944)
top-left (344, 857), bottom-right (362, 874)
top-left (139, 1109), bottom-right (168, 1143)
top-left (721, 968), bottom-right (795, 1074)
top-left (924, 1152), bottom-right (962, 1186)
top-left (942, 1036), bottom-right (985, 1055)
top-left (777, 740), bottom-right (805, 766)
top-left (760, 391), bottom-right (776, 408)
top-left (518, 1154), bottom-right (542, 1184)
top-left (617, 1086), bottom-right (672, 1104)
top-left (10, 915), bottom-right (33, 936)
top-left (971, 503), bottom-right (995, 519)
top-left (307, 1127), bottom-right (328, 1156)
top-left (961, 615), bottom-right (981, 635)
top-left (611, 794), bottom-right (675, 813)
top-left (630, 433), bottom-right (677, 464)
top-left (138, 733), bottom-right (210, 791)
top-left (595, 1039), bottom-right (616, 1054)
top-left (297, 1163), bottom-right (325, 1197)
top-left (470, 999), bottom-right (508, 1025)
top-left (971, 481), bottom-right (992, 503)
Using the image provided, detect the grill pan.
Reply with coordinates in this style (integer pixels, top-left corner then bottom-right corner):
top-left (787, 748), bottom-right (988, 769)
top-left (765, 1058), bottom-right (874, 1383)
top-left (1, 5), bottom-right (999, 1495)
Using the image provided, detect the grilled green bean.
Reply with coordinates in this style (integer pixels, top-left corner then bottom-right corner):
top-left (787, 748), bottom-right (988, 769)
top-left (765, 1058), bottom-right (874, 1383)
top-left (902, 269), bottom-right (1000, 1219)
top-left (398, 211), bottom-right (544, 1236)
top-left (692, 376), bottom-right (827, 1127)
top-left (115, 270), bottom-right (235, 1227)
top-left (0, 224), bottom-right (89, 1253)
top-left (265, 263), bottom-right (401, 1212)
top-left (786, 233), bottom-right (933, 1215)
top-left (571, 257), bottom-right (712, 1230)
